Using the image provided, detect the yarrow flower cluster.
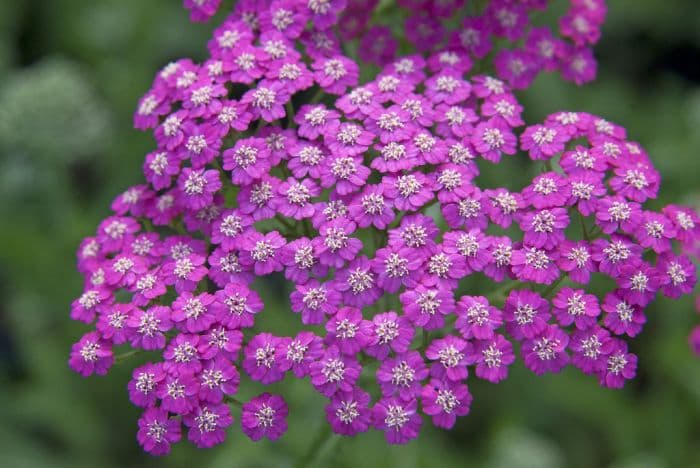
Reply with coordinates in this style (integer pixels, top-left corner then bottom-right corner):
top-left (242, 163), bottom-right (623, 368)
top-left (184, 0), bottom-right (606, 89)
top-left (69, 0), bottom-right (700, 456)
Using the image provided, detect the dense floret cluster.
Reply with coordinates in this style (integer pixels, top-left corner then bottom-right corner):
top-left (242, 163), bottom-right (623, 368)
top-left (68, 0), bottom-right (699, 455)
top-left (184, 0), bottom-right (605, 89)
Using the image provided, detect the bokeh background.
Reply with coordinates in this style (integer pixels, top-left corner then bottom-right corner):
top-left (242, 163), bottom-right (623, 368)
top-left (1, 1), bottom-right (700, 467)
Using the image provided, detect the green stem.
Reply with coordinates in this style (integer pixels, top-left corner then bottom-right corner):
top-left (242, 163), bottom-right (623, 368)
top-left (285, 100), bottom-right (296, 128)
top-left (541, 274), bottom-right (568, 299)
top-left (294, 422), bottom-right (334, 468)
top-left (115, 349), bottom-right (140, 364)
top-left (224, 395), bottom-right (243, 407)
top-left (309, 86), bottom-right (325, 105)
top-left (578, 212), bottom-right (590, 241)
top-left (485, 280), bottom-right (518, 302)
top-left (275, 215), bottom-right (297, 235)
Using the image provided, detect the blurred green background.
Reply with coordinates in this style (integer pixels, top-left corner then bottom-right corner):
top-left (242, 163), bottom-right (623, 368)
top-left (1, 1), bottom-right (700, 467)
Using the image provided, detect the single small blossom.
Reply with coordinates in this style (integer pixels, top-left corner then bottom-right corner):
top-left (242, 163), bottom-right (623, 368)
top-left (184, 403), bottom-right (233, 448)
top-left (241, 393), bottom-right (289, 441)
top-left (372, 397), bottom-right (422, 445)
top-left (326, 387), bottom-right (372, 436)
top-left (551, 287), bottom-right (601, 330)
top-left (468, 334), bottom-right (516, 383)
top-left (137, 408), bottom-right (182, 456)
top-left (421, 379), bottom-right (472, 429)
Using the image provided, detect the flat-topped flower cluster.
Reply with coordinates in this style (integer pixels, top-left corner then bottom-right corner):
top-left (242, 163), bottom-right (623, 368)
top-left (184, 0), bottom-right (605, 89)
top-left (68, 0), bottom-right (699, 456)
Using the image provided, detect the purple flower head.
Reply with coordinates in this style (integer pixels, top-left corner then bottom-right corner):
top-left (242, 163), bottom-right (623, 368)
top-left (616, 261), bottom-right (661, 307)
top-left (178, 123), bottom-right (222, 168)
top-left (484, 188), bottom-right (524, 228)
top-left (401, 284), bottom-right (455, 330)
top-left (511, 246), bottom-right (560, 284)
top-left (658, 254), bottom-right (696, 299)
top-left (68, 0), bottom-right (700, 453)
top-left (239, 231), bottom-right (286, 275)
top-left (184, 403), bottom-right (233, 448)
top-left (456, 295), bottom-right (503, 340)
top-left (601, 292), bottom-right (646, 337)
top-left (163, 333), bottom-right (202, 375)
top-left (310, 346), bottom-right (361, 397)
top-left (595, 196), bottom-right (643, 235)
top-left (315, 218), bottom-right (363, 268)
top-left (241, 393), bottom-right (289, 441)
top-left (372, 246), bottom-right (422, 293)
top-left (128, 362), bottom-right (165, 408)
top-left (96, 304), bottom-right (133, 345)
top-left (198, 357), bottom-right (240, 403)
top-left (348, 185), bottom-right (395, 229)
top-left (365, 311), bottom-right (414, 360)
top-left (320, 155), bottom-right (370, 195)
top-left (333, 256), bottom-right (383, 307)
top-left (210, 209), bottom-right (253, 251)
top-left (223, 137), bottom-right (271, 186)
top-left (424, 73), bottom-right (471, 104)
top-left (522, 325), bottom-right (570, 375)
top-left (663, 204), bottom-right (700, 246)
top-left (520, 123), bottom-right (569, 160)
top-left (70, 288), bottom-right (112, 324)
top-left (591, 235), bottom-right (641, 277)
top-left (69, 332), bottom-right (113, 377)
top-left (441, 188), bottom-right (489, 230)
top-left (635, 211), bottom-right (676, 254)
top-left (520, 207), bottom-right (570, 249)
top-left (177, 168), bottom-right (221, 211)
top-left (552, 287), bottom-right (601, 330)
top-left (388, 213), bottom-right (439, 254)
top-left (377, 351), bottom-right (429, 401)
top-left (372, 397), bottom-right (422, 445)
top-left (288, 143), bottom-right (326, 179)
top-left (277, 177), bottom-right (320, 220)
top-left (161, 253), bottom-right (208, 293)
top-left (383, 172), bottom-right (435, 211)
top-left (242, 333), bottom-right (287, 384)
top-left (280, 237), bottom-right (327, 282)
top-left (472, 117), bottom-right (517, 162)
top-left (421, 379), bottom-right (472, 429)
top-left (481, 92), bottom-right (524, 127)
top-left (598, 339), bottom-right (637, 388)
top-left (241, 80), bottom-right (290, 122)
top-left (212, 282), bottom-right (263, 329)
top-left (172, 292), bottom-right (216, 333)
top-left (137, 408), bottom-right (181, 456)
top-left (425, 335), bottom-right (469, 381)
top-left (290, 279), bottom-right (341, 325)
top-left (610, 163), bottom-right (660, 203)
top-left (468, 334), bottom-right (516, 383)
top-left (128, 305), bottom-right (173, 350)
top-left (557, 240), bottom-right (596, 284)
top-left (296, 104), bottom-right (340, 139)
top-left (522, 172), bottom-right (570, 209)
top-left (280, 331), bottom-right (324, 378)
top-left (157, 373), bottom-right (199, 415)
top-left (313, 55), bottom-right (359, 95)
top-left (324, 306), bottom-right (374, 355)
top-left (199, 326), bottom-right (244, 361)
top-left (326, 387), bottom-right (372, 436)
top-left (503, 289), bottom-right (550, 340)
top-left (570, 326), bottom-right (613, 375)
top-left (560, 145), bottom-right (608, 174)
top-left (435, 103), bottom-right (478, 138)
top-left (366, 105), bottom-right (413, 143)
